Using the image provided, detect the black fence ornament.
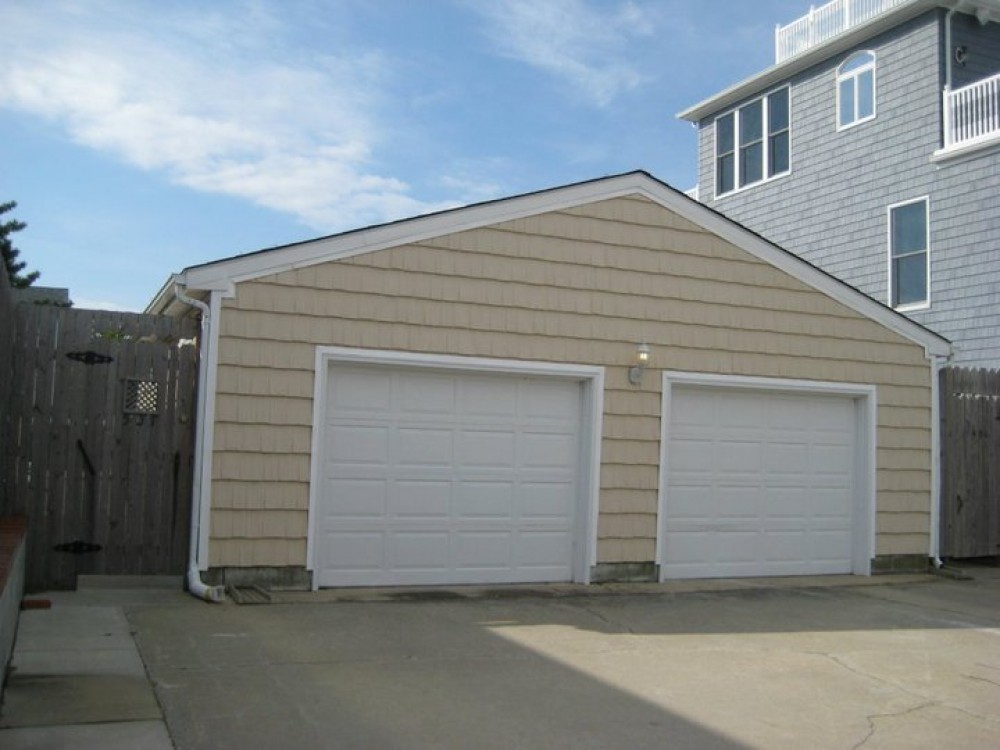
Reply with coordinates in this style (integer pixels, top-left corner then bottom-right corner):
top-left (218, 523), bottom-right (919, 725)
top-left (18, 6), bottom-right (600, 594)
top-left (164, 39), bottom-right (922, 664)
top-left (53, 540), bottom-right (103, 554)
top-left (66, 350), bottom-right (114, 365)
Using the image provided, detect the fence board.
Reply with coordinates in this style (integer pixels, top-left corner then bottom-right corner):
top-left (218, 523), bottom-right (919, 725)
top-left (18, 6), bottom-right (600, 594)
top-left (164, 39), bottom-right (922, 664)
top-left (1, 302), bottom-right (197, 590)
top-left (940, 367), bottom-right (1000, 559)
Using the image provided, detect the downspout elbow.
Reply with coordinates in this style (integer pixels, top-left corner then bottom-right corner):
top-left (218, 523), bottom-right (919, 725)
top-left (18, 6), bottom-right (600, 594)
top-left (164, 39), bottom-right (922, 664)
top-left (174, 283), bottom-right (225, 604)
top-left (187, 563), bottom-right (225, 603)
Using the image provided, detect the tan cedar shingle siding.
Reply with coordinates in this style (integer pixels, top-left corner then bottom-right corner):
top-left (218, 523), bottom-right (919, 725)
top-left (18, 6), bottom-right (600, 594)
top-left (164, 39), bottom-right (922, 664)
top-left (208, 195), bottom-right (933, 568)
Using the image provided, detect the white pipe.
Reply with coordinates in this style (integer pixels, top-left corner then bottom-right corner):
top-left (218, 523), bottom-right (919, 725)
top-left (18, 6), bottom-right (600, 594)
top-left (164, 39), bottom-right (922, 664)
top-left (929, 353), bottom-right (947, 570)
top-left (174, 283), bottom-right (225, 603)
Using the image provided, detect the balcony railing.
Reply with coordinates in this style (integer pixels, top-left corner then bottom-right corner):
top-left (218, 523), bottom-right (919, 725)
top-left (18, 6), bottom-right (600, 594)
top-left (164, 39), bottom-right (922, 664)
top-left (942, 73), bottom-right (1000, 152)
top-left (775, 0), bottom-right (910, 62)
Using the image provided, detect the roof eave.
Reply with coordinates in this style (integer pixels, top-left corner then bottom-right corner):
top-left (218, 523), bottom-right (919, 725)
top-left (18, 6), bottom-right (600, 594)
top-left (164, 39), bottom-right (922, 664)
top-left (152, 170), bottom-right (949, 361)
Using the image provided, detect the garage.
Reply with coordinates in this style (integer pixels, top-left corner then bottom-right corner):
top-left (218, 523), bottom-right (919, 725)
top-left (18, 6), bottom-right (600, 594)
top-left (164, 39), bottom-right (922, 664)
top-left (150, 172), bottom-right (948, 590)
top-left (311, 353), bottom-right (601, 587)
top-left (659, 374), bottom-right (874, 580)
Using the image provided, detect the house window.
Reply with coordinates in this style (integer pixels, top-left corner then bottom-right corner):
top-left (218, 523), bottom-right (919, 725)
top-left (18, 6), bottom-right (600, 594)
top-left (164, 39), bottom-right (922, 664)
top-left (889, 198), bottom-right (929, 309)
top-left (837, 51), bottom-right (876, 129)
top-left (715, 87), bottom-right (790, 196)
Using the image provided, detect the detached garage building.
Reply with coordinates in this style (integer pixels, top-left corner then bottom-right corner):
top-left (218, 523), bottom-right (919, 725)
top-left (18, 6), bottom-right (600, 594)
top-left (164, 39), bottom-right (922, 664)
top-left (148, 172), bottom-right (950, 591)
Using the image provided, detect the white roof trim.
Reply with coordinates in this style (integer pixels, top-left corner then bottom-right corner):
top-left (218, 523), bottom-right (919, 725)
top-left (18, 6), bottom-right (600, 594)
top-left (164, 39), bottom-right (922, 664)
top-left (153, 171), bottom-right (949, 357)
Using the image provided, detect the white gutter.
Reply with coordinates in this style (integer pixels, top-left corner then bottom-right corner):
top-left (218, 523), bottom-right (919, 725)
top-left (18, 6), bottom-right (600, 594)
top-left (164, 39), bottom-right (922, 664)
top-left (174, 284), bottom-right (225, 603)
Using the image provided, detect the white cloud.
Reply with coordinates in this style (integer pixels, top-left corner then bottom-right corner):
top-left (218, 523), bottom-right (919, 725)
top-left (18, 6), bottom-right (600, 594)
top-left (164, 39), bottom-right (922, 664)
top-left (473, 0), bottom-right (654, 107)
top-left (0, 1), bottom-right (450, 231)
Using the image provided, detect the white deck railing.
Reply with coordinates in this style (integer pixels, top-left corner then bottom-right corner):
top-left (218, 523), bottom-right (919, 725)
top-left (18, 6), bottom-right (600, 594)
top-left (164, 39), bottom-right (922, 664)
top-left (775, 0), bottom-right (910, 62)
top-left (943, 73), bottom-right (1000, 152)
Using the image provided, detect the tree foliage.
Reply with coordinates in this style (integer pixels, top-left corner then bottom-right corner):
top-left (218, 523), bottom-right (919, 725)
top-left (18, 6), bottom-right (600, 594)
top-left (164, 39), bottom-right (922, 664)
top-left (1, 201), bottom-right (40, 288)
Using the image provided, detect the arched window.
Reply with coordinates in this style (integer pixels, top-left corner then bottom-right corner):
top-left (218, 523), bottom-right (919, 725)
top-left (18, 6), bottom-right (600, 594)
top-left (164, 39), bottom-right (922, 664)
top-left (837, 51), bottom-right (876, 129)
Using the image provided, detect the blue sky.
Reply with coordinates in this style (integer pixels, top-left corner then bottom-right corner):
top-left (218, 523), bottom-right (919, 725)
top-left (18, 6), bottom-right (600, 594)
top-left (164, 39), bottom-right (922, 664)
top-left (1, 0), bottom-right (809, 311)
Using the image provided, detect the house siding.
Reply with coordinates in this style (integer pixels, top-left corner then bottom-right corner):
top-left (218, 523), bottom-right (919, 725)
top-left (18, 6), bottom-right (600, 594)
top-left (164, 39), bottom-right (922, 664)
top-left (697, 9), bottom-right (1000, 366)
top-left (206, 195), bottom-right (934, 571)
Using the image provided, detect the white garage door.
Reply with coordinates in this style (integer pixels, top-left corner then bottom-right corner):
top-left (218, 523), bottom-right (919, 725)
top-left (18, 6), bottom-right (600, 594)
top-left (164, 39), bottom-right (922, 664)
top-left (316, 364), bottom-right (584, 587)
top-left (662, 385), bottom-right (860, 579)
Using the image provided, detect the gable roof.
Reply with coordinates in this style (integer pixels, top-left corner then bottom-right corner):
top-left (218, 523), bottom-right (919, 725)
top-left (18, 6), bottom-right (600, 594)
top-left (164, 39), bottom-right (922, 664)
top-left (147, 170), bottom-right (950, 358)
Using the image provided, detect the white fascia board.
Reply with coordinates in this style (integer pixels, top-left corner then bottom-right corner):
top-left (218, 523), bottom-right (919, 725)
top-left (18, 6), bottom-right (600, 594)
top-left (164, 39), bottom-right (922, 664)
top-left (677, 0), bottom-right (937, 123)
top-left (633, 182), bottom-right (952, 358)
top-left (177, 175), bottom-right (653, 292)
top-left (145, 274), bottom-right (184, 315)
top-left (167, 170), bottom-right (949, 359)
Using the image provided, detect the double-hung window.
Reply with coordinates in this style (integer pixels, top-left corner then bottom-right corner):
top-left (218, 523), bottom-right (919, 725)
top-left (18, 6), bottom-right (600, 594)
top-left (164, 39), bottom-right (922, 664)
top-left (837, 51), bottom-right (876, 129)
top-left (888, 198), bottom-right (929, 309)
top-left (715, 87), bottom-right (790, 196)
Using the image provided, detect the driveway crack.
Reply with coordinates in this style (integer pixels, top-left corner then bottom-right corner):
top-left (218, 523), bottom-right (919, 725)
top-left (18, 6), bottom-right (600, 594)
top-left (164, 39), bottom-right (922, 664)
top-left (575, 603), bottom-right (636, 634)
top-left (853, 702), bottom-right (935, 749)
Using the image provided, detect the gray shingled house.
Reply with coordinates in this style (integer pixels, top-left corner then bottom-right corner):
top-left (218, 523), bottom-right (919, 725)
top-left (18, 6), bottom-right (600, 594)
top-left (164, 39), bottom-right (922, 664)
top-left (680, 0), bottom-right (1000, 366)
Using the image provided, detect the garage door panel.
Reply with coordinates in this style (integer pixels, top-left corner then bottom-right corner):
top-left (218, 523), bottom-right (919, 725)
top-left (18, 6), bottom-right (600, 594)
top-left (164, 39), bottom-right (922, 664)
top-left (665, 439), bottom-right (714, 471)
top-left (523, 382), bottom-right (579, 420)
top-left (810, 531), bottom-right (852, 558)
top-left (457, 430), bottom-right (516, 468)
top-left (399, 373), bottom-right (455, 413)
top-left (714, 486), bottom-right (763, 517)
top-left (326, 479), bottom-right (387, 518)
top-left (715, 440), bottom-right (763, 472)
top-left (454, 482), bottom-right (514, 519)
top-left (764, 442), bottom-right (808, 471)
top-left (522, 432), bottom-right (577, 469)
top-left (665, 486), bottom-right (715, 519)
top-left (324, 531), bottom-right (385, 571)
top-left (813, 486), bottom-right (853, 509)
top-left (763, 487), bottom-right (807, 516)
top-left (328, 425), bottom-right (389, 463)
top-left (389, 481), bottom-right (451, 519)
top-left (762, 532), bottom-right (806, 561)
top-left (460, 380), bottom-right (518, 417)
top-left (455, 532), bottom-right (512, 569)
top-left (318, 364), bottom-right (583, 587)
top-left (517, 531), bottom-right (573, 569)
top-left (395, 428), bottom-right (454, 467)
top-left (331, 371), bottom-right (393, 412)
top-left (714, 532), bottom-right (758, 563)
top-left (518, 482), bottom-right (576, 519)
top-left (663, 385), bottom-right (860, 579)
top-left (391, 531), bottom-right (451, 571)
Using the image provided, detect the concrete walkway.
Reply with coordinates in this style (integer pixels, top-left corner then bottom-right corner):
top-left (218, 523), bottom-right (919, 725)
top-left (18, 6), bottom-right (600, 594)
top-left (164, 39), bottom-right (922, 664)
top-left (2, 568), bottom-right (999, 749)
top-left (0, 578), bottom-right (192, 749)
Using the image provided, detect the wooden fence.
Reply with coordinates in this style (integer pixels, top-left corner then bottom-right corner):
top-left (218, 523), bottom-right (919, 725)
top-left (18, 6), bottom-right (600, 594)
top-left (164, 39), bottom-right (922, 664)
top-left (940, 367), bottom-right (1000, 560)
top-left (0, 289), bottom-right (198, 590)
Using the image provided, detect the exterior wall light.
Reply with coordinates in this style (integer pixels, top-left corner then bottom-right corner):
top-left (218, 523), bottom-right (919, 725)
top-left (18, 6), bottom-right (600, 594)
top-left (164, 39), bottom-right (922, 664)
top-left (628, 342), bottom-right (651, 385)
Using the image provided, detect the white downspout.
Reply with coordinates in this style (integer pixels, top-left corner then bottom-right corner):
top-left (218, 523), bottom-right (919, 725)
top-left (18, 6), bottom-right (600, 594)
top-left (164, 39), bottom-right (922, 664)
top-left (174, 284), bottom-right (225, 603)
top-left (929, 354), bottom-right (947, 569)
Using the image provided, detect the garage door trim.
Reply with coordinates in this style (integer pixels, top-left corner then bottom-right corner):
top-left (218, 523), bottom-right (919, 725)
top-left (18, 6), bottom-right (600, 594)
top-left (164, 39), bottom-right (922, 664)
top-left (657, 371), bottom-right (876, 579)
top-left (306, 347), bottom-right (605, 588)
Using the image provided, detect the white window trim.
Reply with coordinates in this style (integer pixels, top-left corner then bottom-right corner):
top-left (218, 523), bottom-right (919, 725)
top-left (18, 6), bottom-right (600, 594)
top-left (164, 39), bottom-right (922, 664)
top-left (657, 371), bottom-right (876, 579)
top-left (836, 50), bottom-right (877, 132)
top-left (714, 86), bottom-right (792, 199)
top-left (305, 347), bottom-right (606, 589)
top-left (887, 196), bottom-right (931, 312)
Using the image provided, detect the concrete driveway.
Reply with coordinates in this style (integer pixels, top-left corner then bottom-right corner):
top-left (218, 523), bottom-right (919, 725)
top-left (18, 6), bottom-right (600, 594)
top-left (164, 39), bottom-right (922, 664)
top-left (122, 570), bottom-right (1000, 749)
